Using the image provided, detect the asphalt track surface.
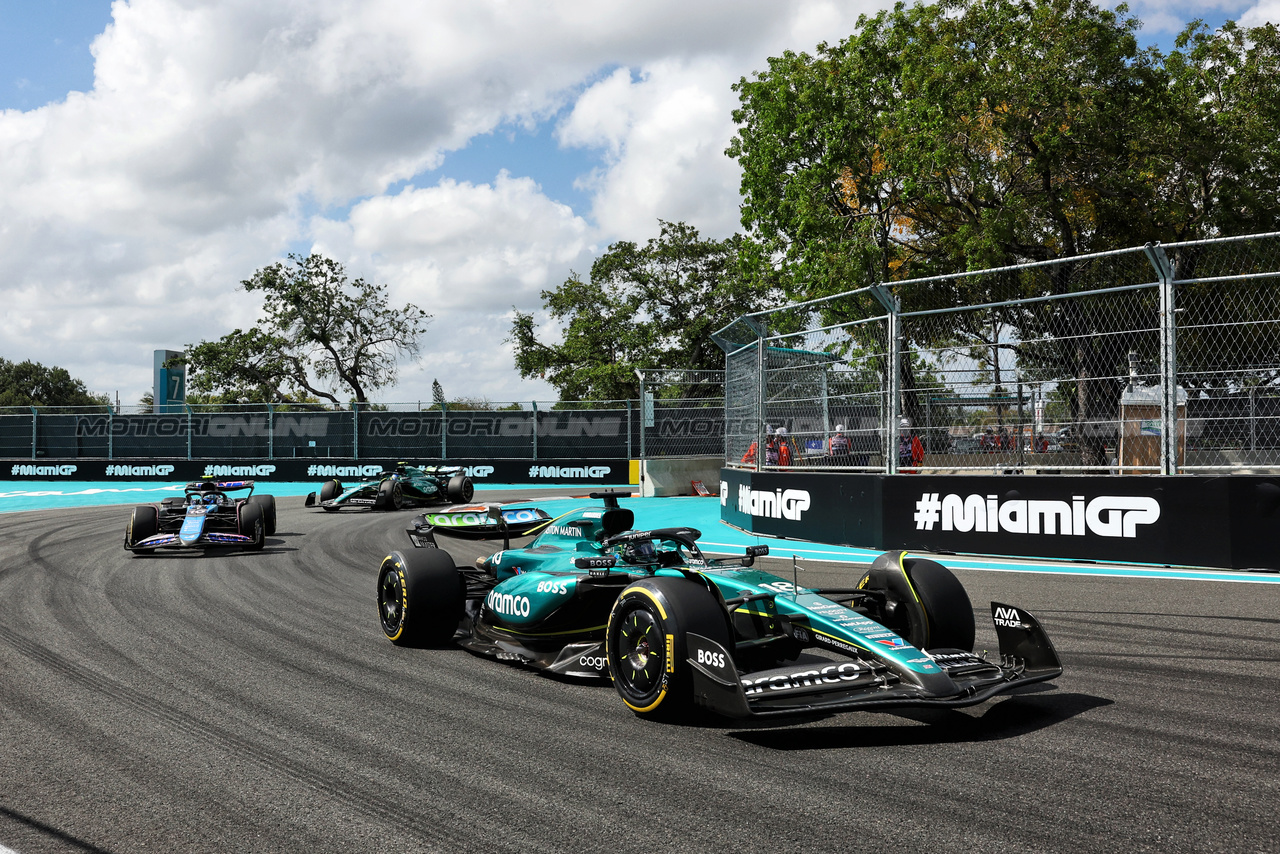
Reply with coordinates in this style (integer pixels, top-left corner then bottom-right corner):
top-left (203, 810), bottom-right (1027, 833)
top-left (2, 491), bottom-right (1278, 853)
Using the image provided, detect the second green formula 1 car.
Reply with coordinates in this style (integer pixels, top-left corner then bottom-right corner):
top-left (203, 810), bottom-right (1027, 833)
top-left (305, 463), bottom-right (474, 511)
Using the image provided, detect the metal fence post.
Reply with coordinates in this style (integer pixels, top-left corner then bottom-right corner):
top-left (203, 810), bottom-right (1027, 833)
top-left (441, 401), bottom-right (448, 460)
top-left (1144, 242), bottom-right (1178, 475)
top-left (531, 401), bottom-right (538, 460)
top-left (353, 403), bottom-right (360, 460)
top-left (30, 406), bottom-right (37, 460)
top-left (626, 399), bottom-right (632, 459)
top-left (186, 404), bottom-right (193, 459)
top-left (267, 402), bottom-right (274, 460)
top-left (756, 334), bottom-right (765, 472)
top-left (872, 286), bottom-right (901, 475)
top-left (107, 404), bottom-right (114, 460)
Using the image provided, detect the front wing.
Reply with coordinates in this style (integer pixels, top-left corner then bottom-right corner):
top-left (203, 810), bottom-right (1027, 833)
top-left (686, 602), bottom-right (1062, 719)
top-left (126, 531), bottom-right (258, 550)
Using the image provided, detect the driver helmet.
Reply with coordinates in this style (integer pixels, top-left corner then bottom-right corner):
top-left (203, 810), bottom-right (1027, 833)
top-left (204, 492), bottom-right (220, 505)
top-left (622, 539), bottom-right (656, 564)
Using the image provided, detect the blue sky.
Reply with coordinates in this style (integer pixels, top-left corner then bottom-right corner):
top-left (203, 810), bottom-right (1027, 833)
top-left (0, 1), bottom-right (1273, 406)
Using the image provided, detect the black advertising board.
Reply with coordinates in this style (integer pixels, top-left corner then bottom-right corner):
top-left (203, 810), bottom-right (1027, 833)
top-left (721, 468), bottom-right (1280, 570)
top-left (1, 459), bottom-right (631, 486)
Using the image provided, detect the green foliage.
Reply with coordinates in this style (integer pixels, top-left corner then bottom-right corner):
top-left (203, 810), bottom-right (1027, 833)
top-left (728, 0), bottom-right (1280, 461)
top-left (0, 358), bottom-right (108, 408)
top-left (508, 221), bottom-right (779, 401)
top-left (729, 0), bottom-right (1280, 292)
top-left (182, 254), bottom-right (430, 405)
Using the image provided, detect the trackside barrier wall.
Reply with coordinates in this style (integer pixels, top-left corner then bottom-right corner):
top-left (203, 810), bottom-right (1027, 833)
top-left (0, 459), bottom-right (631, 486)
top-left (719, 467), bottom-right (1280, 570)
top-left (0, 404), bottom-right (724, 461)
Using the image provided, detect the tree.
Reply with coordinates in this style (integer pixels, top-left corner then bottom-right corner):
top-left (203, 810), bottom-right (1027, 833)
top-left (0, 359), bottom-right (109, 408)
top-left (431, 379), bottom-right (445, 410)
top-left (508, 221), bottom-right (779, 401)
top-left (182, 254), bottom-right (430, 405)
top-left (728, 0), bottom-right (1280, 461)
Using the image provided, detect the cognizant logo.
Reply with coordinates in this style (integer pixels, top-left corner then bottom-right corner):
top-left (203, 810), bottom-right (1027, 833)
top-left (913, 493), bottom-right (1160, 538)
top-left (737, 485), bottom-right (811, 520)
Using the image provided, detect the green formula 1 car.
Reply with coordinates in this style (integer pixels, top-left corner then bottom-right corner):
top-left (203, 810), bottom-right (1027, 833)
top-left (305, 463), bottom-right (474, 511)
top-left (376, 492), bottom-right (1062, 723)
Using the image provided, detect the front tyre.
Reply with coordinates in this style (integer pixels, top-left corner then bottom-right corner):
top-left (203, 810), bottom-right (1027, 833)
top-left (856, 551), bottom-right (974, 651)
top-left (125, 505), bottom-right (159, 554)
top-left (606, 577), bottom-right (731, 722)
top-left (446, 475), bottom-right (474, 503)
top-left (248, 495), bottom-right (277, 536)
top-left (378, 479), bottom-right (404, 511)
top-left (319, 479), bottom-right (342, 511)
top-left (377, 548), bottom-right (464, 646)
top-left (238, 502), bottom-right (266, 551)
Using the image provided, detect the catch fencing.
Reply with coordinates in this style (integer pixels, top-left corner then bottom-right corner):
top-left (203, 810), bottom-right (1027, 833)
top-left (716, 231), bottom-right (1280, 475)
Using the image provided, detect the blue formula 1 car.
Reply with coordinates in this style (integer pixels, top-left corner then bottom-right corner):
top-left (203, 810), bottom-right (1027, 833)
top-left (375, 492), bottom-right (1062, 723)
top-left (123, 479), bottom-right (276, 554)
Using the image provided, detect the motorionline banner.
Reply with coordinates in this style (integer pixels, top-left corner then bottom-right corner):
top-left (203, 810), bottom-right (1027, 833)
top-left (2, 459), bottom-right (631, 485)
top-left (720, 468), bottom-right (1280, 570)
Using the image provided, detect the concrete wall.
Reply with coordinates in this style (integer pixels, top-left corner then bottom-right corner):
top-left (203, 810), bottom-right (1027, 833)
top-left (639, 457), bottom-right (724, 497)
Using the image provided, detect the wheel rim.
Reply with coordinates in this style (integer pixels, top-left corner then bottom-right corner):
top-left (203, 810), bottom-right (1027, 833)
top-left (379, 567), bottom-right (404, 635)
top-left (392, 483), bottom-right (403, 509)
top-left (614, 604), bottom-right (664, 701)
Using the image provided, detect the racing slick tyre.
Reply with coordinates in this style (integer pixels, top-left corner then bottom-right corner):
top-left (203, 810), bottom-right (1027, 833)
top-left (606, 577), bottom-right (732, 722)
top-left (319, 479), bottom-right (342, 511)
top-left (237, 502), bottom-right (266, 551)
top-left (377, 548), bottom-right (464, 647)
top-left (248, 495), bottom-right (277, 536)
top-left (125, 505), bottom-right (159, 554)
top-left (446, 475), bottom-right (474, 504)
top-left (856, 551), bottom-right (974, 652)
top-left (377, 479), bottom-right (404, 511)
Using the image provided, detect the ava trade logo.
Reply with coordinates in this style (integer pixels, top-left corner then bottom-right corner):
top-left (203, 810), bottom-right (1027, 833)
top-left (913, 492), bottom-right (1160, 538)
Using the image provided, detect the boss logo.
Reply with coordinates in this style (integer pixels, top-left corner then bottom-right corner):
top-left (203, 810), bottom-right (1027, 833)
top-left (536, 580), bottom-right (570, 595)
top-left (696, 648), bottom-right (727, 669)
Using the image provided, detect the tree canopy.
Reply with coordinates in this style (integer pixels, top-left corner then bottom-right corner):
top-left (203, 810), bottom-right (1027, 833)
top-left (508, 221), bottom-right (779, 401)
top-left (729, 0), bottom-right (1280, 294)
top-left (0, 359), bottom-right (108, 408)
top-left (182, 254), bottom-right (430, 406)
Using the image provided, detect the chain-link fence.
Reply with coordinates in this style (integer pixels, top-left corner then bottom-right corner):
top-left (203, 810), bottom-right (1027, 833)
top-left (635, 369), bottom-right (725, 458)
top-left (718, 231), bottom-right (1280, 475)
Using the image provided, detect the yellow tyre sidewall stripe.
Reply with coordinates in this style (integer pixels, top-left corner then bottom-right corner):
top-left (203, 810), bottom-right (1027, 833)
top-left (613, 585), bottom-right (671, 713)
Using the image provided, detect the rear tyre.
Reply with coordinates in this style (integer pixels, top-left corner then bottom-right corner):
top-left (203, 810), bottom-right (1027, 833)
top-left (126, 505), bottom-right (159, 554)
top-left (319, 479), bottom-right (342, 511)
top-left (446, 475), bottom-right (473, 503)
top-left (248, 495), bottom-right (277, 536)
top-left (378, 479), bottom-right (404, 510)
top-left (606, 577), bottom-right (732, 722)
top-left (856, 551), bottom-right (974, 651)
top-left (238, 502), bottom-right (266, 551)
top-left (377, 548), bottom-right (464, 646)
